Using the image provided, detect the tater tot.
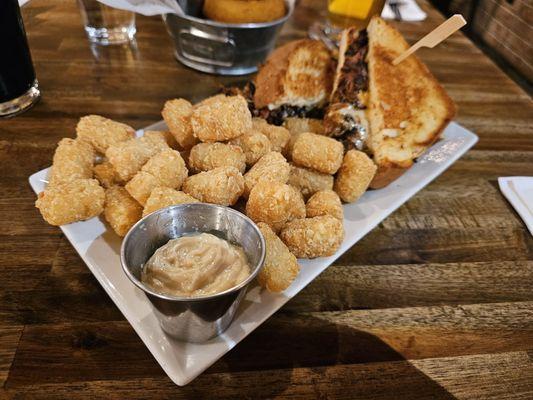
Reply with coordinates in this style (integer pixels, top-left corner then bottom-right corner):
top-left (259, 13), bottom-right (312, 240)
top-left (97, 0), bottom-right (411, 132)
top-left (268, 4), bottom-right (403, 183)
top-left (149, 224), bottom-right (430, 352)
top-left (35, 179), bottom-right (104, 226)
top-left (104, 186), bottom-right (142, 237)
top-left (76, 115), bottom-right (135, 154)
top-left (126, 149), bottom-right (188, 205)
top-left (47, 138), bottom-right (95, 187)
top-left (257, 222), bottom-right (300, 292)
top-left (105, 134), bottom-right (168, 181)
top-left (141, 149), bottom-right (188, 188)
top-left (191, 95), bottom-right (252, 142)
top-left (252, 118), bottom-right (290, 155)
top-left (306, 190), bottom-right (343, 220)
top-left (125, 172), bottom-right (158, 206)
top-left (183, 166), bottom-right (244, 206)
top-left (144, 130), bottom-right (180, 150)
top-left (292, 132), bottom-right (344, 174)
top-left (283, 117), bottom-right (325, 135)
top-left (162, 99), bottom-right (198, 149)
top-left (230, 131), bottom-right (272, 166)
top-left (243, 151), bottom-right (290, 197)
top-left (334, 150), bottom-right (377, 203)
top-left (246, 181), bottom-right (305, 232)
top-left (288, 163), bottom-right (334, 199)
top-left (188, 142), bottom-right (246, 174)
top-left (280, 216), bottom-right (344, 258)
top-left (143, 187), bottom-right (199, 217)
top-left (93, 161), bottom-right (124, 188)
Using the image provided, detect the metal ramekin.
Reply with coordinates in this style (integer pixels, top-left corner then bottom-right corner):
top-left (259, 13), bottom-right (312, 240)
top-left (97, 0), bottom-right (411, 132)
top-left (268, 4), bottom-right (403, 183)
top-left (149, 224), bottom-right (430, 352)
top-left (120, 203), bottom-right (266, 342)
top-left (162, 0), bottom-right (294, 75)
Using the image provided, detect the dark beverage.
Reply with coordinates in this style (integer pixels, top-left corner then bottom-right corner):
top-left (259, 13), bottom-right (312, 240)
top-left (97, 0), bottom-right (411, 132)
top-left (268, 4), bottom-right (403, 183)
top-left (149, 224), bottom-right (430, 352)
top-left (0, 0), bottom-right (40, 116)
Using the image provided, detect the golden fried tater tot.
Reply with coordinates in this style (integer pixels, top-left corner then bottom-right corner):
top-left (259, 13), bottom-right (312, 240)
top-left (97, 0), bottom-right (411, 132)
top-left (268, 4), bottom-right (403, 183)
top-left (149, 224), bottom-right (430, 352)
top-left (191, 95), bottom-right (252, 142)
top-left (105, 134), bottom-right (168, 181)
top-left (47, 138), bottom-right (95, 187)
top-left (93, 161), bottom-right (124, 189)
top-left (306, 190), bottom-right (343, 220)
top-left (144, 130), bottom-right (180, 150)
top-left (162, 99), bottom-right (198, 149)
top-left (126, 149), bottom-right (188, 205)
top-left (257, 222), bottom-right (300, 292)
top-left (230, 131), bottom-right (271, 166)
top-left (288, 163), bottom-right (334, 199)
top-left (76, 115), bottom-right (135, 154)
top-left (245, 181), bottom-right (305, 232)
top-left (188, 142), bottom-right (246, 174)
top-left (283, 117), bottom-right (325, 135)
top-left (125, 172), bottom-right (158, 206)
top-left (243, 151), bottom-right (289, 197)
top-left (280, 216), bottom-right (344, 258)
top-left (334, 150), bottom-right (377, 203)
top-left (183, 166), bottom-right (244, 206)
top-left (252, 118), bottom-right (290, 155)
top-left (35, 179), bottom-right (104, 226)
top-left (143, 187), bottom-right (199, 217)
top-left (292, 132), bottom-right (344, 174)
top-left (104, 186), bottom-right (142, 237)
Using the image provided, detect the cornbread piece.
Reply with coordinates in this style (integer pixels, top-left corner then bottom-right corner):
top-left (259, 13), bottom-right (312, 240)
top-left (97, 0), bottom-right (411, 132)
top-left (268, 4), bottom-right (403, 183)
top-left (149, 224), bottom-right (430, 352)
top-left (76, 115), bottom-right (135, 154)
top-left (143, 187), bottom-right (199, 217)
top-left (104, 186), bottom-right (142, 237)
top-left (366, 17), bottom-right (455, 188)
top-left (243, 151), bottom-right (290, 197)
top-left (48, 138), bottom-right (95, 187)
top-left (306, 190), bottom-right (343, 220)
top-left (230, 131), bottom-right (272, 167)
top-left (162, 99), bottom-right (198, 149)
top-left (288, 164), bottom-right (334, 199)
top-left (292, 132), bottom-right (344, 174)
top-left (183, 166), bottom-right (244, 206)
top-left (246, 181), bottom-right (305, 232)
top-left (257, 222), bottom-right (299, 293)
top-left (126, 149), bottom-right (188, 205)
top-left (334, 150), bottom-right (377, 203)
top-left (203, 0), bottom-right (285, 23)
top-left (189, 142), bottom-right (246, 174)
top-left (105, 134), bottom-right (169, 181)
top-left (93, 161), bottom-right (124, 189)
top-left (283, 117), bottom-right (325, 135)
top-left (191, 95), bottom-right (252, 142)
top-left (144, 130), bottom-right (180, 150)
top-left (280, 216), bottom-right (344, 258)
top-left (35, 179), bottom-right (104, 226)
top-left (252, 118), bottom-right (291, 155)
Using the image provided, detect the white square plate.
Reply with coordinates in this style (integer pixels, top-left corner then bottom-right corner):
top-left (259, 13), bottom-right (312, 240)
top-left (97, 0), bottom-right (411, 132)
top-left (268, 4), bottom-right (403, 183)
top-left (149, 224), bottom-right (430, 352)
top-left (29, 121), bottom-right (477, 385)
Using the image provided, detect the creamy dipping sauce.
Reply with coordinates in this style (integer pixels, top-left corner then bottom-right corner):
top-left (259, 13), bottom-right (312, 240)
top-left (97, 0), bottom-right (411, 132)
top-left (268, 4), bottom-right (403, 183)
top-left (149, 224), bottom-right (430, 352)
top-left (141, 233), bottom-right (251, 297)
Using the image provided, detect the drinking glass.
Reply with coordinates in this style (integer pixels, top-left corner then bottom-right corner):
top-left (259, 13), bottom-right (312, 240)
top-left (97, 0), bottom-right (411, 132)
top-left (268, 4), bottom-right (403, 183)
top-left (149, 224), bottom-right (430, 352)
top-left (0, 0), bottom-right (40, 118)
top-left (77, 0), bottom-right (136, 45)
top-left (309, 0), bottom-right (386, 50)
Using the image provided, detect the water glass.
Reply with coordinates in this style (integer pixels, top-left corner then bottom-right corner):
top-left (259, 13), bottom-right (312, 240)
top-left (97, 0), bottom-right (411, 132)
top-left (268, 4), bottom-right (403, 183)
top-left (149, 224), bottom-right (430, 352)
top-left (77, 0), bottom-right (136, 45)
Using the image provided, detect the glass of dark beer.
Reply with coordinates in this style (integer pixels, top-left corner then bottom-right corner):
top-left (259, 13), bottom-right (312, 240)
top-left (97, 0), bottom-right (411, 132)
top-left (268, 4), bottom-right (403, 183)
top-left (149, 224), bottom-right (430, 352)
top-left (0, 0), bottom-right (40, 118)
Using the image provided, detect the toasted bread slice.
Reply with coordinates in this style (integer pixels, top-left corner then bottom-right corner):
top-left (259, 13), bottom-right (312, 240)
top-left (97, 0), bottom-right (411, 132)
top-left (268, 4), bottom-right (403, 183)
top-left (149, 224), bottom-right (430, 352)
top-left (254, 39), bottom-right (334, 110)
top-left (366, 17), bottom-right (456, 188)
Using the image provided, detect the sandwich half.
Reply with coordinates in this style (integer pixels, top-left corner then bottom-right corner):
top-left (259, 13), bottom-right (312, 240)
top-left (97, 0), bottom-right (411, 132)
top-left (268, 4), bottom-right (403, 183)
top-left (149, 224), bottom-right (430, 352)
top-left (326, 17), bottom-right (456, 188)
top-left (253, 39), bottom-right (334, 125)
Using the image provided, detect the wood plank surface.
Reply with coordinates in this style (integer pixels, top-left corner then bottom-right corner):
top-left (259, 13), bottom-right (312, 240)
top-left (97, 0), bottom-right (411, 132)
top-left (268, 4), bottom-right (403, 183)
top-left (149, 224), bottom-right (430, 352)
top-left (0, 0), bottom-right (531, 398)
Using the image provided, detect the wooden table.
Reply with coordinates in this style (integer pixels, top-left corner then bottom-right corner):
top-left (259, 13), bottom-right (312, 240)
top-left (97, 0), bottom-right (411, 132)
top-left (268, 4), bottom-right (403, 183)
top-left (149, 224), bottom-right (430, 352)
top-left (1, 0), bottom-right (532, 398)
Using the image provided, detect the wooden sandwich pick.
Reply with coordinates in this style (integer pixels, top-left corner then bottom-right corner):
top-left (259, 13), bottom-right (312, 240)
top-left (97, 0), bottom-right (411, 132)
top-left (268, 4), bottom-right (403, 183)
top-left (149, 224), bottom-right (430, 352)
top-left (393, 14), bottom-right (467, 65)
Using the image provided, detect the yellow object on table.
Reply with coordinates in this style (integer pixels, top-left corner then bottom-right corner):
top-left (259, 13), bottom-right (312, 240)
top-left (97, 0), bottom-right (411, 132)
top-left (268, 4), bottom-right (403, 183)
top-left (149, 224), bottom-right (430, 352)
top-left (328, 0), bottom-right (374, 19)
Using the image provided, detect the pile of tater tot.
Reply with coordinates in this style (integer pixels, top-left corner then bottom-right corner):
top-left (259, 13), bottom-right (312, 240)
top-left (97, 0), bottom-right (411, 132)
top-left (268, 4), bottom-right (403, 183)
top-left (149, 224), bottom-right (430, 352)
top-left (36, 94), bottom-right (377, 292)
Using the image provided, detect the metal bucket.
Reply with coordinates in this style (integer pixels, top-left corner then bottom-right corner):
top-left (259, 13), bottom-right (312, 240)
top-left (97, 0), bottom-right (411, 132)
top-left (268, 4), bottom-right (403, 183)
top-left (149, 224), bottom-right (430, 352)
top-left (162, 0), bottom-right (293, 75)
